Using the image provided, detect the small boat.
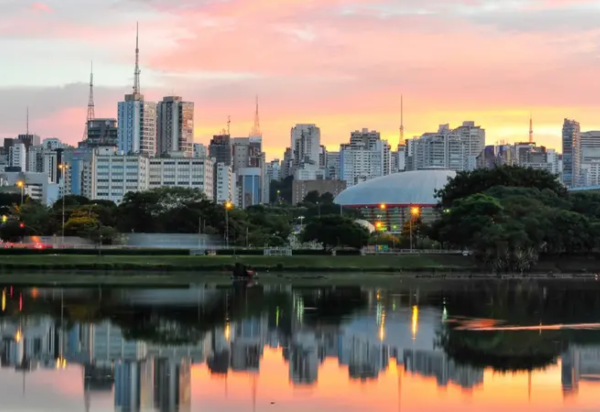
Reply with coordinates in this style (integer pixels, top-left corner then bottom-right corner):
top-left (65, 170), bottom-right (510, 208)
top-left (232, 263), bottom-right (258, 281)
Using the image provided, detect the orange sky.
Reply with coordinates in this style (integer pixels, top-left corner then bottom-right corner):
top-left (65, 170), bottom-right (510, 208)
top-left (3, 0), bottom-right (600, 158)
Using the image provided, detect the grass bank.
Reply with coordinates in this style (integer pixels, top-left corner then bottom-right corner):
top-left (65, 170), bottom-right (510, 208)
top-left (0, 254), bottom-right (475, 273)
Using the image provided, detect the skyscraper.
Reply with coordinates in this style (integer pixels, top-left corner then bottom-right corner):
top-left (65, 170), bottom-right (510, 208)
top-left (157, 96), bottom-right (194, 157)
top-left (562, 119), bottom-right (581, 187)
top-left (209, 134), bottom-right (232, 166)
top-left (117, 24), bottom-right (157, 156)
top-left (291, 124), bottom-right (321, 166)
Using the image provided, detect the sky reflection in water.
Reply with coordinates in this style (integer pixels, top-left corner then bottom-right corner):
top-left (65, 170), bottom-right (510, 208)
top-left (0, 281), bottom-right (598, 412)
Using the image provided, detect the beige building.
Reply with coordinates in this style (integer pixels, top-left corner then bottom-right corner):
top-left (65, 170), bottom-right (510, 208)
top-left (292, 180), bottom-right (347, 204)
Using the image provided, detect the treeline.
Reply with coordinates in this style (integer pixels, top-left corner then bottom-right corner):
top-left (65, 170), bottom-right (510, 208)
top-left (429, 165), bottom-right (600, 272)
top-left (0, 187), bottom-right (365, 248)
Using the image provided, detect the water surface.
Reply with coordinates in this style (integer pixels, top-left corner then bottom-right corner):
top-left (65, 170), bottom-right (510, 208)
top-left (0, 280), bottom-right (599, 411)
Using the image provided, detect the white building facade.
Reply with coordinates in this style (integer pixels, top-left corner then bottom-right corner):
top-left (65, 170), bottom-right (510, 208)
top-left (117, 95), bottom-right (157, 156)
top-left (214, 163), bottom-right (236, 205)
top-left (291, 124), bottom-right (321, 166)
top-left (339, 129), bottom-right (392, 186)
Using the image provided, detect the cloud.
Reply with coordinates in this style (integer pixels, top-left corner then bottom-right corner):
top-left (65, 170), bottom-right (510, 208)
top-left (1, 0), bottom-right (600, 157)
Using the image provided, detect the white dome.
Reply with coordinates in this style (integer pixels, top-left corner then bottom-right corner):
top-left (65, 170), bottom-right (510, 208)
top-left (335, 170), bottom-right (456, 206)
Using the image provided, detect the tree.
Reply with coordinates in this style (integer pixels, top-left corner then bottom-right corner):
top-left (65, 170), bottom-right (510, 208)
top-left (300, 215), bottom-right (369, 251)
top-left (436, 165), bottom-right (567, 208)
top-left (0, 220), bottom-right (26, 242)
top-left (302, 190), bottom-right (321, 204)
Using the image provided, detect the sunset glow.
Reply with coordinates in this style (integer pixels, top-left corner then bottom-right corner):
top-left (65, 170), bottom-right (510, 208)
top-left (2, 0), bottom-right (599, 157)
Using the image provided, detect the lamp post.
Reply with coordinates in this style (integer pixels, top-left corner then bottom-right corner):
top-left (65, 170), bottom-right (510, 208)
top-left (409, 206), bottom-right (420, 252)
top-left (16, 181), bottom-right (24, 205)
top-left (59, 164), bottom-right (69, 247)
top-left (225, 201), bottom-right (233, 248)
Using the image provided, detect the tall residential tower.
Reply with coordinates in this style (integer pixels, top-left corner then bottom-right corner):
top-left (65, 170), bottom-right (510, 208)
top-left (117, 24), bottom-right (157, 155)
top-left (157, 96), bottom-right (194, 156)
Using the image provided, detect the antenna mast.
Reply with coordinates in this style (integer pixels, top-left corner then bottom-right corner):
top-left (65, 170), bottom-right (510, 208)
top-left (83, 61), bottom-right (95, 140)
top-left (529, 113), bottom-right (533, 144)
top-left (227, 115), bottom-right (231, 136)
top-left (249, 95), bottom-right (262, 137)
top-left (133, 22), bottom-right (141, 95)
top-left (399, 95), bottom-right (404, 146)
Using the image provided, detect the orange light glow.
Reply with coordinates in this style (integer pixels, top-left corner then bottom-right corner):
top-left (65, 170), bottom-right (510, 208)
top-left (375, 222), bottom-right (382, 228)
top-left (14, 329), bottom-right (22, 343)
top-left (379, 203), bottom-right (386, 210)
top-left (31, 288), bottom-right (38, 299)
top-left (225, 201), bottom-right (233, 210)
top-left (410, 207), bottom-right (420, 216)
top-left (16, 181), bottom-right (23, 188)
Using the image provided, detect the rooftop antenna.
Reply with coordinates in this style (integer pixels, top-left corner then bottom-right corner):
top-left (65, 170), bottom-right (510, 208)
top-left (83, 61), bottom-right (95, 140)
top-left (227, 115), bottom-right (231, 136)
top-left (399, 95), bottom-right (404, 146)
top-left (133, 22), bottom-right (141, 95)
top-left (529, 113), bottom-right (533, 144)
top-left (249, 95), bottom-right (262, 137)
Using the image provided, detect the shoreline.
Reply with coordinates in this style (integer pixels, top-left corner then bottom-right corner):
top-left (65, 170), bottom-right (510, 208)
top-left (0, 254), bottom-right (599, 280)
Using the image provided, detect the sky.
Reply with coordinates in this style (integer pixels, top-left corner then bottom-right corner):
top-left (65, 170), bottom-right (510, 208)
top-left (2, 0), bottom-right (600, 158)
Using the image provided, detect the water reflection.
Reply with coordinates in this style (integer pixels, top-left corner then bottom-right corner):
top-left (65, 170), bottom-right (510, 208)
top-left (0, 281), bottom-right (598, 411)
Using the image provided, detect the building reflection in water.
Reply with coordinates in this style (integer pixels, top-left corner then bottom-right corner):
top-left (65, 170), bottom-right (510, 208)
top-left (0, 284), bottom-right (598, 411)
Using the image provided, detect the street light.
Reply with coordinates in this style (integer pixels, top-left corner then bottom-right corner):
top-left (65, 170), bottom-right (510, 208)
top-left (409, 206), bottom-right (420, 252)
top-left (16, 181), bottom-right (24, 205)
top-left (59, 164), bottom-right (69, 246)
top-left (225, 201), bottom-right (233, 248)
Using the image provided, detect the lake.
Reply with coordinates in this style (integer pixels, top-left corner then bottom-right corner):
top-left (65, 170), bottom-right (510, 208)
top-left (0, 279), bottom-right (599, 411)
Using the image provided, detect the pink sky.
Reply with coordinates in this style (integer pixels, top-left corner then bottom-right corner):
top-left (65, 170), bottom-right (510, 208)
top-left (2, 0), bottom-right (600, 158)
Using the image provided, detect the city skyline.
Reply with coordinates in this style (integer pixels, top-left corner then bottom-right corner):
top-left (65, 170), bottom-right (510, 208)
top-left (3, 1), bottom-right (600, 156)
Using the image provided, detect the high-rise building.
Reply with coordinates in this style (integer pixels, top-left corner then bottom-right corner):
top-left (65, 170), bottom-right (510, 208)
top-left (325, 151), bottom-right (340, 180)
top-left (157, 96), bottom-right (194, 157)
top-left (117, 25), bottom-right (157, 156)
top-left (8, 143), bottom-right (26, 170)
top-left (193, 143), bottom-right (207, 159)
top-left (339, 129), bottom-right (392, 186)
top-left (214, 163), bottom-right (237, 205)
top-left (42, 138), bottom-right (62, 150)
top-left (209, 134), bottom-right (232, 166)
top-left (406, 122), bottom-right (485, 172)
top-left (82, 119), bottom-right (118, 148)
top-left (266, 160), bottom-right (281, 182)
top-left (147, 156), bottom-right (214, 199)
top-left (291, 124), bottom-right (321, 166)
top-left (237, 167), bottom-right (262, 208)
top-left (562, 119), bottom-right (581, 187)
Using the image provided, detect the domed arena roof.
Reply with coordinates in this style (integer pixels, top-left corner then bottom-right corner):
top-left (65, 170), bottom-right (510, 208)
top-left (335, 169), bottom-right (456, 206)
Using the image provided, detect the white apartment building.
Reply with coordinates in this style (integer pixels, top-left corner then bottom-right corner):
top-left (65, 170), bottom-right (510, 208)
top-left (117, 95), bottom-right (157, 156)
top-left (406, 122), bottom-right (485, 172)
top-left (8, 143), bottom-right (26, 170)
top-left (214, 162), bottom-right (236, 205)
top-left (92, 148), bottom-right (214, 203)
top-left (148, 156), bottom-right (214, 199)
top-left (0, 171), bottom-right (59, 206)
top-left (339, 129), bottom-right (392, 186)
top-left (92, 148), bottom-right (149, 204)
top-left (291, 124), bottom-right (321, 166)
top-left (42, 138), bottom-right (62, 150)
top-left (392, 145), bottom-right (406, 173)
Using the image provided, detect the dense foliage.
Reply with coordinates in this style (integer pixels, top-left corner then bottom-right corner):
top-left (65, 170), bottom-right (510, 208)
top-left (431, 165), bottom-right (600, 272)
top-left (0, 186), bottom-right (364, 249)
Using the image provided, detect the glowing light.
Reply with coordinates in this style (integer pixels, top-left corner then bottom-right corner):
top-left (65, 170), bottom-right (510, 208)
top-left (410, 207), bottom-right (420, 216)
top-left (16, 181), bottom-right (23, 188)
top-left (225, 201), bottom-right (233, 210)
top-left (275, 306), bottom-right (280, 327)
top-left (15, 329), bottom-right (22, 343)
top-left (411, 305), bottom-right (419, 340)
top-left (31, 288), bottom-right (38, 299)
top-left (55, 357), bottom-right (67, 369)
top-left (1, 289), bottom-right (4, 312)
top-left (19, 293), bottom-right (22, 311)
top-left (375, 222), bottom-right (382, 228)
top-left (1, 215), bottom-right (6, 223)
top-left (224, 323), bottom-right (231, 341)
top-left (379, 203), bottom-right (386, 210)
